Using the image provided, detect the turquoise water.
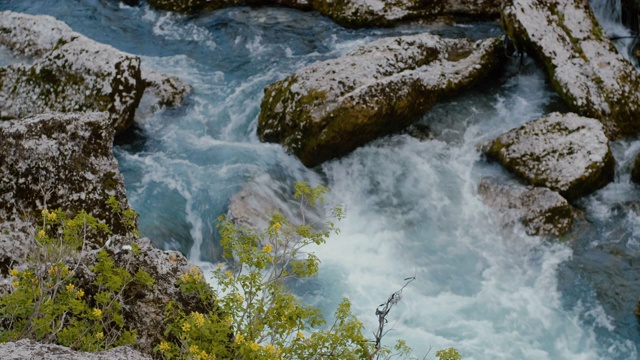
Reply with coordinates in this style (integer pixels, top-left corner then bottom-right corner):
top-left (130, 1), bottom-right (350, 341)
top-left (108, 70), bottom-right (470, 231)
top-left (2, 1), bottom-right (639, 358)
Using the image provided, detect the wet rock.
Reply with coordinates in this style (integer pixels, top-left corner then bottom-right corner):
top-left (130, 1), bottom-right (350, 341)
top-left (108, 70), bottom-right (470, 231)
top-left (0, 112), bottom-right (133, 236)
top-left (0, 11), bottom-right (192, 132)
top-left (632, 152), bottom-right (640, 184)
top-left (0, 11), bottom-right (143, 133)
top-left (478, 177), bottom-right (575, 236)
top-left (147, 0), bottom-right (500, 28)
top-left (0, 339), bottom-right (151, 360)
top-left (501, 0), bottom-right (640, 138)
top-left (484, 112), bottom-right (614, 201)
top-left (258, 33), bottom-right (503, 167)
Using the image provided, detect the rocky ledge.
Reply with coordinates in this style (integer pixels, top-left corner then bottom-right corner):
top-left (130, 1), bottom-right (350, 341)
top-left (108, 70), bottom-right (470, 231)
top-left (484, 112), bottom-right (614, 201)
top-left (0, 339), bottom-right (150, 360)
top-left (258, 33), bottom-right (503, 167)
top-left (478, 177), bottom-right (576, 236)
top-left (0, 112), bottom-right (132, 236)
top-left (146, 0), bottom-right (501, 28)
top-left (0, 11), bottom-right (191, 133)
top-left (501, 0), bottom-right (640, 138)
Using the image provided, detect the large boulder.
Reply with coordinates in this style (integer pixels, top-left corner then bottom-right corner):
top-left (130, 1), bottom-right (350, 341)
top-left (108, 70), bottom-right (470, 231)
top-left (484, 112), bottom-right (615, 201)
top-left (0, 339), bottom-right (150, 360)
top-left (0, 11), bottom-right (192, 132)
top-left (478, 177), bottom-right (575, 236)
top-left (146, 0), bottom-right (500, 28)
top-left (258, 33), bottom-right (503, 167)
top-left (501, 0), bottom-right (640, 138)
top-left (0, 112), bottom-right (133, 236)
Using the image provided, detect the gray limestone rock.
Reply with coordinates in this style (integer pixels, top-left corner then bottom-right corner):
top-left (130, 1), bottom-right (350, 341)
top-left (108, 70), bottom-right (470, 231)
top-left (258, 33), bottom-right (503, 167)
top-left (484, 112), bottom-right (614, 200)
top-left (501, 0), bottom-right (640, 138)
top-left (0, 339), bottom-right (151, 360)
top-left (0, 112), bottom-right (133, 236)
top-left (146, 0), bottom-right (501, 28)
top-left (478, 177), bottom-right (575, 236)
top-left (0, 11), bottom-right (192, 132)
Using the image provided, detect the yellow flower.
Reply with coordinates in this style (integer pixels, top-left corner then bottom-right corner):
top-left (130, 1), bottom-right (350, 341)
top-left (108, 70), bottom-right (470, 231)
top-left (47, 266), bottom-right (57, 276)
top-left (264, 344), bottom-right (276, 354)
top-left (37, 230), bottom-right (46, 238)
top-left (159, 341), bottom-right (170, 352)
top-left (41, 209), bottom-right (48, 216)
top-left (92, 308), bottom-right (102, 318)
top-left (225, 270), bottom-right (233, 278)
top-left (296, 331), bottom-right (304, 340)
top-left (191, 311), bottom-right (205, 327)
top-left (224, 316), bottom-right (233, 326)
top-left (9, 268), bottom-right (19, 277)
top-left (249, 342), bottom-right (259, 351)
top-left (95, 332), bottom-right (104, 340)
top-left (76, 289), bottom-right (85, 298)
top-left (262, 244), bottom-right (272, 253)
top-left (200, 350), bottom-right (208, 359)
top-left (12, 281), bottom-right (19, 287)
top-left (182, 323), bottom-right (191, 332)
top-left (66, 283), bottom-right (75, 292)
top-left (272, 222), bottom-right (281, 231)
top-left (234, 334), bottom-right (245, 344)
top-left (217, 262), bottom-right (225, 268)
top-left (47, 212), bottom-right (57, 221)
top-left (180, 273), bottom-right (191, 282)
top-left (234, 293), bottom-right (243, 303)
top-left (189, 344), bottom-right (200, 354)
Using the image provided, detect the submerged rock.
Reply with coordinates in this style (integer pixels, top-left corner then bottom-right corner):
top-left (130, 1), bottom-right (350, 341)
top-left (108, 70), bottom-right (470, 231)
top-left (146, 0), bottom-right (500, 28)
top-left (0, 339), bottom-right (151, 360)
top-left (478, 177), bottom-right (575, 236)
top-left (0, 112), bottom-right (133, 236)
top-left (484, 112), bottom-right (614, 201)
top-left (0, 11), bottom-right (191, 132)
top-left (501, 0), bottom-right (640, 138)
top-left (258, 33), bottom-right (503, 167)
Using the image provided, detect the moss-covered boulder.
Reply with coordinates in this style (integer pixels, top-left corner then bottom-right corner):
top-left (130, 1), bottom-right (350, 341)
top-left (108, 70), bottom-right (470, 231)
top-left (485, 112), bottom-right (614, 201)
top-left (0, 11), bottom-right (192, 132)
top-left (0, 112), bottom-right (133, 236)
top-left (478, 177), bottom-right (575, 236)
top-left (258, 33), bottom-right (503, 167)
top-left (501, 0), bottom-right (640, 138)
top-left (146, 0), bottom-right (500, 28)
top-left (0, 11), bottom-right (144, 132)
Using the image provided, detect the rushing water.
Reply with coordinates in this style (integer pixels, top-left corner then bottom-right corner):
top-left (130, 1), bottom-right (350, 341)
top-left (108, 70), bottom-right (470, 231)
top-left (2, 0), bottom-right (640, 358)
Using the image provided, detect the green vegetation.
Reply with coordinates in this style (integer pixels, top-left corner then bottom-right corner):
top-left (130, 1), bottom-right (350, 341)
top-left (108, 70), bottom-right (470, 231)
top-left (0, 203), bottom-right (152, 351)
top-left (0, 184), bottom-right (461, 359)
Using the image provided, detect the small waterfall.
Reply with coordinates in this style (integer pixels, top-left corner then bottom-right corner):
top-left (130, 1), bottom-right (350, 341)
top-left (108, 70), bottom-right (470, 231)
top-left (591, 0), bottom-right (640, 64)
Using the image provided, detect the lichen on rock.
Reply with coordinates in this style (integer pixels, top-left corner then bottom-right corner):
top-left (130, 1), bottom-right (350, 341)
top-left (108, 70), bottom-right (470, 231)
top-left (258, 33), bottom-right (503, 167)
top-left (484, 112), bottom-right (615, 200)
top-left (0, 112), bottom-right (132, 236)
top-left (478, 177), bottom-right (576, 236)
top-left (501, 0), bottom-right (640, 138)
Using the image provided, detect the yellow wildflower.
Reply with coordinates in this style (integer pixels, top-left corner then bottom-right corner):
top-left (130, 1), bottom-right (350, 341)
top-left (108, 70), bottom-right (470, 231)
top-left (249, 342), bottom-right (259, 351)
top-left (159, 341), bottom-right (170, 352)
top-left (9, 268), bottom-right (19, 277)
top-left (76, 289), bottom-right (85, 298)
top-left (200, 350), bottom-right (208, 359)
top-left (296, 331), bottom-right (304, 340)
top-left (47, 212), bottom-right (57, 221)
top-left (234, 293), bottom-right (243, 303)
top-left (37, 230), bottom-right (46, 238)
top-left (191, 311), bottom-right (205, 327)
top-left (66, 283), bottom-right (75, 292)
top-left (41, 209), bottom-right (48, 217)
top-left (272, 222), bottom-right (281, 231)
top-left (182, 323), bottom-right (191, 332)
top-left (189, 344), bottom-right (200, 354)
top-left (264, 344), bottom-right (276, 354)
top-left (225, 270), bottom-right (233, 278)
top-left (180, 273), bottom-right (191, 282)
top-left (92, 308), bottom-right (102, 318)
top-left (47, 266), bottom-right (57, 276)
top-left (234, 334), bottom-right (245, 344)
top-left (12, 281), bottom-right (19, 287)
top-left (224, 316), bottom-right (233, 326)
top-left (95, 332), bottom-right (104, 340)
top-left (217, 262), bottom-right (225, 268)
top-left (262, 244), bottom-right (272, 253)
